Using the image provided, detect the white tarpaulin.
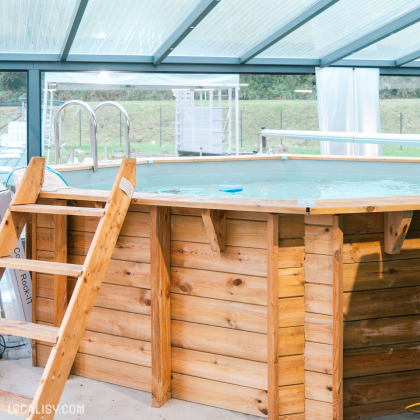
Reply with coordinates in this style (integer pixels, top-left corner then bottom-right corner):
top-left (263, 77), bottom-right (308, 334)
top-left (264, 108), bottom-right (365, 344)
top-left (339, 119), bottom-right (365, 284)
top-left (316, 67), bottom-right (381, 156)
top-left (45, 72), bottom-right (240, 91)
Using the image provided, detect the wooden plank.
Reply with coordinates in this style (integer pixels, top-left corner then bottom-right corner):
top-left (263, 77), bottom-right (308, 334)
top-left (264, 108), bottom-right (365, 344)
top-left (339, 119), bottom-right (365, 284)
top-left (344, 397), bottom-right (420, 419)
top-left (171, 294), bottom-right (303, 333)
top-left (332, 215), bottom-right (344, 420)
top-left (0, 257), bottom-right (82, 277)
top-left (344, 343), bottom-right (420, 378)
top-left (344, 315), bottom-right (420, 349)
top-left (343, 370), bottom-right (420, 407)
top-left (37, 298), bottom-right (151, 342)
top-left (305, 283), bottom-right (333, 316)
top-left (31, 213), bottom-right (38, 367)
top-left (171, 347), bottom-right (303, 390)
top-left (171, 238), bottom-right (304, 276)
top-left (305, 341), bottom-right (333, 375)
top-left (201, 209), bottom-right (226, 252)
top-left (171, 266), bottom-right (304, 304)
top-left (54, 199), bottom-right (67, 327)
top-left (343, 258), bottom-right (420, 292)
top-left (11, 204), bottom-right (105, 217)
top-left (30, 158), bottom-right (136, 420)
top-left (36, 344), bottom-right (151, 392)
top-left (343, 286), bottom-right (420, 321)
top-left (172, 373), bottom-right (304, 418)
top-left (0, 157), bottom-right (44, 258)
top-left (0, 391), bottom-right (32, 417)
top-left (171, 320), bottom-right (304, 362)
top-left (267, 214), bottom-right (279, 420)
top-left (0, 318), bottom-right (58, 343)
top-left (305, 371), bottom-right (333, 404)
top-left (150, 206), bottom-right (171, 407)
top-left (384, 210), bottom-right (413, 254)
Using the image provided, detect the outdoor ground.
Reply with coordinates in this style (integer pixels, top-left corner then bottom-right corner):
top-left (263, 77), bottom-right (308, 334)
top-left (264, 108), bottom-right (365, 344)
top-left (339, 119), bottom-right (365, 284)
top-left (0, 358), bottom-right (418, 420)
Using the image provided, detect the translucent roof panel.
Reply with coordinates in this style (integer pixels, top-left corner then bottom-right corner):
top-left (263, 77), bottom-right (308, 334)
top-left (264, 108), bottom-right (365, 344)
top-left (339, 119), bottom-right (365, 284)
top-left (70, 0), bottom-right (202, 56)
top-left (258, 0), bottom-right (420, 59)
top-left (0, 0), bottom-right (78, 54)
top-left (347, 21), bottom-right (420, 61)
top-left (170, 0), bottom-right (318, 57)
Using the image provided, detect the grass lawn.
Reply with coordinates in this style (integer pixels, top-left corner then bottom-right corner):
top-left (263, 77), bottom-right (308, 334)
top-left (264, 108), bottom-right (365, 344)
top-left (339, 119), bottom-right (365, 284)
top-left (3, 98), bottom-right (420, 164)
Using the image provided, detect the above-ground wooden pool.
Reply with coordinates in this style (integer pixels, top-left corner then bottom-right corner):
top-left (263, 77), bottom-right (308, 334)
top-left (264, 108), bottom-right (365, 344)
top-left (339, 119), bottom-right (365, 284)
top-left (29, 155), bottom-right (420, 419)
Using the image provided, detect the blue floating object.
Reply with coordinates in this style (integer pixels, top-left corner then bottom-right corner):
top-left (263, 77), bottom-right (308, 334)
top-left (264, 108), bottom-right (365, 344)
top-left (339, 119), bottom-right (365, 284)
top-left (158, 187), bottom-right (180, 194)
top-left (219, 185), bottom-right (243, 193)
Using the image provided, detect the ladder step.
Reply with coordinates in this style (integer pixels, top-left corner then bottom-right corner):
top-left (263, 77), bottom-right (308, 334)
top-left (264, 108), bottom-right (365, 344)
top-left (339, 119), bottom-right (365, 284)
top-left (0, 390), bottom-right (32, 416)
top-left (0, 319), bottom-right (58, 343)
top-left (10, 204), bottom-right (105, 217)
top-left (0, 257), bottom-right (83, 277)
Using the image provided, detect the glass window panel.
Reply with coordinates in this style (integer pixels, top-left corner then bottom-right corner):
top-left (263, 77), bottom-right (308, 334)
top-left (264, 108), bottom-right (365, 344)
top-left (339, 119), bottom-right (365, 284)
top-left (258, 0), bottom-right (420, 59)
top-left (170, 0), bottom-right (317, 57)
top-left (0, 0), bottom-right (78, 54)
top-left (348, 22), bottom-right (420, 61)
top-left (0, 72), bottom-right (27, 178)
top-left (70, 0), bottom-right (202, 56)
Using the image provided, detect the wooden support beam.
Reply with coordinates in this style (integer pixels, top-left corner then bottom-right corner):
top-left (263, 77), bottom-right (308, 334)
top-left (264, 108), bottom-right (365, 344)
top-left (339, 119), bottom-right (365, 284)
top-left (54, 199), bottom-right (67, 327)
top-left (304, 214), bottom-right (343, 420)
top-left (151, 206), bottom-right (171, 407)
top-left (384, 210), bottom-right (413, 254)
top-left (267, 213), bottom-right (279, 420)
top-left (201, 209), bottom-right (226, 252)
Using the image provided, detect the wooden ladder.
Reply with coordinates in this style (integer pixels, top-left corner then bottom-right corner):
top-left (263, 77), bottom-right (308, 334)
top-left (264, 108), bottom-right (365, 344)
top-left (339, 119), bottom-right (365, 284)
top-left (0, 157), bottom-right (136, 419)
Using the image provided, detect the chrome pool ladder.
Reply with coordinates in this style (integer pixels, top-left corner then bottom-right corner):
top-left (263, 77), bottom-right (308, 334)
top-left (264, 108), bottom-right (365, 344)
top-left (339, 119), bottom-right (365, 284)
top-left (94, 101), bottom-right (131, 158)
top-left (54, 100), bottom-right (98, 172)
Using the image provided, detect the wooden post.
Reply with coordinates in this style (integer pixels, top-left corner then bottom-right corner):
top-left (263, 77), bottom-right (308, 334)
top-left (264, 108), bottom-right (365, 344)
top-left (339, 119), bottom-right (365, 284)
top-left (267, 214), bottom-right (279, 420)
top-left (384, 210), bottom-right (412, 254)
top-left (29, 213), bottom-right (37, 367)
top-left (201, 209), bottom-right (226, 252)
top-left (54, 199), bottom-right (67, 327)
top-left (150, 206), bottom-right (171, 407)
top-left (304, 214), bottom-right (343, 420)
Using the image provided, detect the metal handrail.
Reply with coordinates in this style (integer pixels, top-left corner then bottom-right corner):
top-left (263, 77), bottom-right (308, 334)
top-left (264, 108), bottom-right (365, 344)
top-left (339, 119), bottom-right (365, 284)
top-left (54, 100), bottom-right (98, 172)
top-left (94, 101), bottom-right (130, 158)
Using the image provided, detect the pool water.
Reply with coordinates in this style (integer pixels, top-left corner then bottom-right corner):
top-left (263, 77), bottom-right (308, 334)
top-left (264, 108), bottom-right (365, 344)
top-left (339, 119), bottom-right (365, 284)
top-left (146, 175), bottom-right (420, 200)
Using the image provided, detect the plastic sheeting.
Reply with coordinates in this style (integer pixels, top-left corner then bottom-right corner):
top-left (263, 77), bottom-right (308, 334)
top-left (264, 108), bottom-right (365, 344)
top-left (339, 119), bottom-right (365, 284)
top-left (45, 72), bottom-right (240, 91)
top-left (316, 67), bottom-right (381, 156)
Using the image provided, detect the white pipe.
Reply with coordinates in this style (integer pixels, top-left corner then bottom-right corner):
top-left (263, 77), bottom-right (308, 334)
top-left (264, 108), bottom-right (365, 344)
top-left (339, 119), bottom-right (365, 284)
top-left (260, 129), bottom-right (420, 147)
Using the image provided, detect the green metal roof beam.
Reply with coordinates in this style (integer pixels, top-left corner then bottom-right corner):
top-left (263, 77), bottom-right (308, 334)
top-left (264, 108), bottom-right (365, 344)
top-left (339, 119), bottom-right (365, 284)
top-left (153, 0), bottom-right (221, 66)
top-left (320, 7), bottom-right (420, 67)
top-left (396, 49), bottom-right (420, 67)
top-left (60, 0), bottom-right (89, 62)
top-left (239, 0), bottom-right (339, 64)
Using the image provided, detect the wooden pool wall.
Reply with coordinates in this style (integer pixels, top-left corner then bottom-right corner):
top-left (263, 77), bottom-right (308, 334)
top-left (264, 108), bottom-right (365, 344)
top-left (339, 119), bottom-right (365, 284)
top-left (30, 195), bottom-right (420, 419)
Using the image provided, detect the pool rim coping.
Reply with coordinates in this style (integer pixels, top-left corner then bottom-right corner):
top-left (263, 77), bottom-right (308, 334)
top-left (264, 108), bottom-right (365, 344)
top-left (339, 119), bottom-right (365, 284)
top-left (44, 153), bottom-right (420, 215)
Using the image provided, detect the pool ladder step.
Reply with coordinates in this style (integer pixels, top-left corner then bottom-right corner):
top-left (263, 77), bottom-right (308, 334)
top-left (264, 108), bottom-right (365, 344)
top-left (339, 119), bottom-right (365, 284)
top-left (0, 156), bottom-right (136, 419)
top-left (0, 319), bottom-right (58, 343)
top-left (0, 257), bottom-right (83, 277)
top-left (0, 390), bottom-right (33, 417)
top-left (10, 204), bottom-right (105, 217)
